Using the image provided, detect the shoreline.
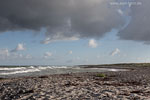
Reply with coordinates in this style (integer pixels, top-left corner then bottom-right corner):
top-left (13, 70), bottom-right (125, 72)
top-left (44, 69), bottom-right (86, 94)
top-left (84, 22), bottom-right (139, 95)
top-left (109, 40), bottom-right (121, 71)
top-left (0, 64), bottom-right (150, 99)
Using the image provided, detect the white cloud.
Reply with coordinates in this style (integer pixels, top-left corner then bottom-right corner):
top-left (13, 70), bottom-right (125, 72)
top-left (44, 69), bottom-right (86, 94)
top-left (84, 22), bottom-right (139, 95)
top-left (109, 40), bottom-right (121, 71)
top-left (117, 9), bottom-right (123, 15)
top-left (0, 48), bottom-right (33, 60)
top-left (25, 54), bottom-right (32, 59)
top-left (11, 53), bottom-right (33, 60)
top-left (11, 43), bottom-right (25, 52)
top-left (68, 51), bottom-right (73, 54)
top-left (44, 52), bottom-right (52, 58)
top-left (10, 53), bottom-right (23, 59)
top-left (0, 49), bottom-right (9, 59)
top-left (41, 34), bottom-right (79, 44)
top-left (110, 48), bottom-right (120, 56)
top-left (97, 55), bottom-right (100, 59)
top-left (85, 59), bottom-right (89, 62)
top-left (88, 39), bottom-right (98, 48)
top-left (18, 54), bottom-right (23, 58)
top-left (76, 57), bottom-right (80, 60)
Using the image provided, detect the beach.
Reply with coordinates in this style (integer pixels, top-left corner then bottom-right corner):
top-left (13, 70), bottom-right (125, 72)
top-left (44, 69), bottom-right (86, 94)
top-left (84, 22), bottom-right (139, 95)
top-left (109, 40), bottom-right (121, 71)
top-left (0, 64), bottom-right (150, 100)
top-left (0, 0), bottom-right (150, 100)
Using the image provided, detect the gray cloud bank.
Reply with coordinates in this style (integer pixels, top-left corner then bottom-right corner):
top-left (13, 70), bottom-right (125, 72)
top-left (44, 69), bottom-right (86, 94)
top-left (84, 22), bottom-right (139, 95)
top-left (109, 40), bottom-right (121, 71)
top-left (0, 0), bottom-right (149, 43)
top-left (118, 0), bottom-right (150, 43)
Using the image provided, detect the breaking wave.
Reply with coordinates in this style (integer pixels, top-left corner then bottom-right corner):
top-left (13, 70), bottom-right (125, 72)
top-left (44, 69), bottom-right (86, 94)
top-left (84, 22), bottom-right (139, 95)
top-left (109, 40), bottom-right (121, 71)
top-left (0, 66), bottom-right (70, 75)
top-left (0, 67), bottom-right (26, 71)
top-left (0, 66), bottom-right (127, 77)
top-left (0, 68), bottom-right (40, 75)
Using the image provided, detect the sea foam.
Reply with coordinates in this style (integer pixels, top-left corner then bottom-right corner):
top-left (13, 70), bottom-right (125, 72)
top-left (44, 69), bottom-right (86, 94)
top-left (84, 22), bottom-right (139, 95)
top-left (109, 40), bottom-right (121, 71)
top-left (0, 68), bottom-right (40, 75)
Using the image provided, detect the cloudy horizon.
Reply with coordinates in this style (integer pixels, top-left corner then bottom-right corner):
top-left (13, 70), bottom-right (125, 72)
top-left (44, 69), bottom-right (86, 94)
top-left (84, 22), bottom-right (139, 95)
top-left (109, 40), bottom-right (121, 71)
top-left (0, 0), bottom-right (150, 65)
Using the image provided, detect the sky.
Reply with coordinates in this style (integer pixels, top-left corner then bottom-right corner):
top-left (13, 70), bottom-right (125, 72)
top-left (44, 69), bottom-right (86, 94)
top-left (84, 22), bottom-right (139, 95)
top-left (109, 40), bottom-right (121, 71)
top-left (0, 0), bottom-right (150, 65)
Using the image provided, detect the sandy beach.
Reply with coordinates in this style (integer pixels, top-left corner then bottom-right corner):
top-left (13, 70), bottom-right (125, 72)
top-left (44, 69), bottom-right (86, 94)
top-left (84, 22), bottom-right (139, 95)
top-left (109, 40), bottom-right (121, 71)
top-left (0, 64), bottom-right (150, 100)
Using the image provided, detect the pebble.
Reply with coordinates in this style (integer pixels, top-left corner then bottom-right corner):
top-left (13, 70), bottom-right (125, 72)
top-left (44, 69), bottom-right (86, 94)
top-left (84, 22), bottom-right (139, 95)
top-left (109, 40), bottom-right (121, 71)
top-left (0, 66), bottom-right (150, 100)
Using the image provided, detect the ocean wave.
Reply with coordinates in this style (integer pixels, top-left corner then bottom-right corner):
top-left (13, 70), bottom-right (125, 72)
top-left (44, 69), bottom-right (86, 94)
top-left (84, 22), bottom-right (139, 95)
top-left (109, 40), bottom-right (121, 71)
top-left (51, 66), bottom-right (68, 69)
top-left (0, 66), bottom-right (37, 71)
top-left (37, 66), bottom-right (69, 69)
top-left (0, 68), bottom-right (40, 75)
top-left (0, 66), bottom-right (75, 75)
top-left (0, 67), bottom-right (26, 71)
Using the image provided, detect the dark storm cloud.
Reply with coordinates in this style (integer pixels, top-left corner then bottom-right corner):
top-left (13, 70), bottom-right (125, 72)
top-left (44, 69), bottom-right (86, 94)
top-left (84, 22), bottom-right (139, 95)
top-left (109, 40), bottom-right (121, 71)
top-left (0, 0), bottom-right (70, 31)
top-left (68, 0), bottom-right (125, 38)
top-left (118, 0), bottom-right (150, 43)
top-left (0, 0), bottom-right (125, 42)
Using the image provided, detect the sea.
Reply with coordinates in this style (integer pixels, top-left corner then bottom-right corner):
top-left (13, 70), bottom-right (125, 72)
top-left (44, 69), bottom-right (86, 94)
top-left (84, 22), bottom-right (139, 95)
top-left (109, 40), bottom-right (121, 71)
top-left (0, 65), bottom-right (127, 78)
